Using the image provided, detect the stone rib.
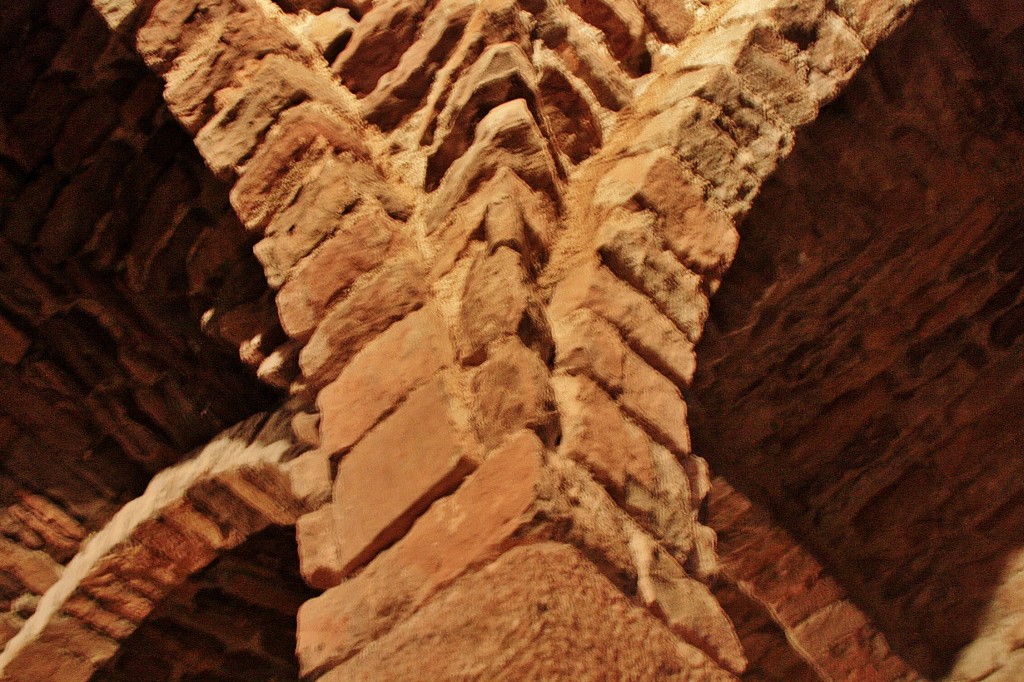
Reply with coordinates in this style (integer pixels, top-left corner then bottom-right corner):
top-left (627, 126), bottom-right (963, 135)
top-left (0, 409), bottom-right (305, 682)
top-left (75, 0), bottom-right (931, 677)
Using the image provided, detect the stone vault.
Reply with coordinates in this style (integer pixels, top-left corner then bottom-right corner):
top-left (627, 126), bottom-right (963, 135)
top-left (0, 0), bottom-right (1022, 679)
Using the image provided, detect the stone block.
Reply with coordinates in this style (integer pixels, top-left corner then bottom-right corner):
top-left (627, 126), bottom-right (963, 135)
top-left (565, 0), bottom-right (646, 69)
top-left (470, 339), bottom-right (556, 448)
top-left (426, 43), bottom-right (541, 191)
top-left (619, 351), bottom-right (692, 455)
top-left (297, 430), bottom-right (545, 677)
top-left (551, 373), bottom-right (653, 494)
top-left (296, 506), bottom-right (344, 590)
top-left (298, 252), bottom-right (428, 388)
top-left (134, 519), bottom-right (218, 575)
top-left (285, 450), bottom-right (333, 511)
top-left (37, 142), bottom-right (131, 263)
top-left (290, 411), bottom-right (321, 449)
top-left (458, 245), bottom-right (539, 363)
top-left (229, 102), bottom-right (370, 232)
top-left (275, 200), bottom-right (400, 340)
top-left (552, 309), bottom-right (626, 392)
top-left (549, 264), bottom-right (697, 385)
top-left (135, 0), bottom-right (227, 74)
top-left (333, 0), bottom-right (435, 94)
top-left (427, 99), bottom-right (560, 229)
top-left (194, 55), bottom-right (350, 179)
top-left (427, 167), bottom-right (554, 280)
top-left (318, 306), bottom-right (452, 457)
top-left (324, 542), bottom-right (735, 681)
top-left (361, 0), bottom-right (477, 130)
top-left (331, 376), bottom-right (480, 576)
top-left (631, 534), bottom-right (747, 674)
top-left (595, 149), bottom-right (739, 278)
top-left (596, 211), bottom-right (709, 344)
top-left (638, 0), bottom-right (694, 42)
top-left (807, 11), bottom-right (869, 104)
top-left (689, 22), bottom-right (816, 127)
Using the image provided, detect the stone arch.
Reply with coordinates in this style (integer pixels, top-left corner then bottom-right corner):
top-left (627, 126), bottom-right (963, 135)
top-left (0, 409), bottom-right (313, 681)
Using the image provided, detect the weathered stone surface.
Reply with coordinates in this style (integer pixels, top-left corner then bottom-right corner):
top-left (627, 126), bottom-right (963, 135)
top-left (332, 0), bottom-right (436, 94)
top-left (331, 376), bottom-right (480, 577)
top-left (596, 210), bottom-right (709, 344)
top-left (318, 306), bottom-right (453, 456)
top-left (160, 10), bottom-right (310, 133)
top-left (298, 253), bottom-right (429, 387)
top-left (550, 264), bottom-right (698, 385)
top-left (285, 449), bottom-right (333, 510)
top-left (595, 148), bottom-right (739, 278)
top-left (194, 55), bottom-right (352, 179)
top-left (362, 0), bottom-right (480, 130)
top-left (426, 42), bottom-right (542, 190)
top-left (565, 0), bottom-right (647, 71)
top-left (552, 309), bottom-right (627, 392)
top-left (552, 372), bottom-right (654, 494)
top-left (470, 338), bottom-right (556, 447)
top-left (298, 430), bottom-right (545, 677)
top-left (325, 543), bottom-right (735, 681)
top-left (229, 102), bottom-right (370, 232)
top-left (2, 0), bottom-right (967, 679)
top-left (296, 506), bottom-right (343, 590)
top-left (638, 0), bottom-right (694, 42)
top-left (427, 167), bottom-right (554, 279)
top-left (427, 99), bottom-right (560, 228)
top-left (691, 5), bottom-right (1021, 676)
top-left (0, 411), bottom-right (301, 681)
top-left (619, 351), bottom-right (691, 455)
top-left (275, 200), bottom-right (402, 340)
top-left (458, 245), bottom-right (537, 363)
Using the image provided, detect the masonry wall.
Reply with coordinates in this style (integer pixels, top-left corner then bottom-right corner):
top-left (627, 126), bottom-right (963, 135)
top-left (691, 1), bottom-right (1024, 678)
top-left (0, 0), bottom-right (282, 653)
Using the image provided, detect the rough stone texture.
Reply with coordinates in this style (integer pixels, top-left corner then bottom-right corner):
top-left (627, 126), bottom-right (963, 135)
top-left (689, 1), bottom-right (1024, 679)
top-left (0, 409), bottom-right (307, 681)
top-left (326, 542), bottom-right (735, 682)
top-left (94, 525), bottom-right (316, 682)
top-left (330, 375), bottom-right (480, 577)
top-left (7, 0), bottom-right (1021, 678)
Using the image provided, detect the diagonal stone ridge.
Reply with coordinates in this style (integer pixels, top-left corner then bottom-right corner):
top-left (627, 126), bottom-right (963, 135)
top-left (40, 0), bottom-right (936, 678)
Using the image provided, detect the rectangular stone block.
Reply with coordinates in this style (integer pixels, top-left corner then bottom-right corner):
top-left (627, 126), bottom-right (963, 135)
top-left (596, 211), bottom-right (709, 344)
top-left (550, 264), bottom-right (697, 385)
top-left (551, 373), bottom-right (654, 495)
top-left (296, 506), bottom-right (344, 590)
top-left (689, 22), bottom-right (816, 126)
top-left (298, 253), bottom-right (428, 388)
top-left (470, 339), bottom-right (556, 448)
top-left (595, 148), bottom-right (739, 278)
top-left (230, 102), bottom-right (370, 232)
top-left (275, 200), bottom-right (401, 340)
top-left (323, 542), bottom-right (734, 682)
top-left (318, 306), bottom-right (452, 457)
top-left (619, 352), bottom-right (692, 455)
top-left (332, 375), bottom-right (480, 577)
top-left (298, 430), bottom-right (545, 677)
top-left (552, 309), bottom-right (627, 392)
top-left (194, 54), bottom-right (352, 179)
top-left (285, 449), bottom-right (333, 510)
